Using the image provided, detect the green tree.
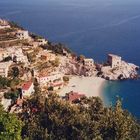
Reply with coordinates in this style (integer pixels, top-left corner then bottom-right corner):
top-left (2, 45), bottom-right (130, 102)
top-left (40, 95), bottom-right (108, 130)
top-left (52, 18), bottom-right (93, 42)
top-left (0, 104), bottom-right (23, 140)
top-left (12, 67), bottom-right (19, 78)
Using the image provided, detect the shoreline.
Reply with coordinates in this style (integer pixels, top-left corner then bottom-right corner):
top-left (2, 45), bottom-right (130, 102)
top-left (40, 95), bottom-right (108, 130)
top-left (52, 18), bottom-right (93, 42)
top-left (59, 76), bottom-right (106, 98)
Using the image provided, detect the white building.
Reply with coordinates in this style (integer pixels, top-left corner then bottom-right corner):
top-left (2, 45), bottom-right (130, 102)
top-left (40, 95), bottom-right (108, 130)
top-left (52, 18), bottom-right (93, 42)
top-left (38, 72), bottom-right (63, 86)
top-left (108, 54), bottom-right (122, 68)
top-left (84, 58), bottom-right (94, 67)
top-left (6, 47), bottom-right (28, 63)
top-left (37, 38), bottom-right (48, 46)
top-left (0, 61), bottom-right (12, 77)
top-left (50, 82), bottom-right (63, 90)
top-left (16, 30), bottom-right (30, 40)
top-left (22, 81), bottom-right (34, 97)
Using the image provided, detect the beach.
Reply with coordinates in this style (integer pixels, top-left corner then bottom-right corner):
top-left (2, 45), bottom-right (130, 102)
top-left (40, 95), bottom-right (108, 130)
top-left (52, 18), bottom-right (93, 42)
top-left (59, 76), bottom-right (106, 97)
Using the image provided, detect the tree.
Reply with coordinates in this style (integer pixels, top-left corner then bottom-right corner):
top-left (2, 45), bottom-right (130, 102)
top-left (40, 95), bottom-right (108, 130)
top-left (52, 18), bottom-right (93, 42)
top-left (0, 104), bottom-right (23, 140)
top-left (20, 93), bottom-right (140, 140)
top-left (77, 54), bottom-right (85, 62)
top-left (3, 56), bottom-right (12, 62)
top-left (12, 67), bottom-right (19, 78)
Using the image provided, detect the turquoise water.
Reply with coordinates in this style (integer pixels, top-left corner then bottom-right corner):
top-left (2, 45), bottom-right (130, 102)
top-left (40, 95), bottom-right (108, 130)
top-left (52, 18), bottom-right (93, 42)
top-left (0, 0), bottom-right (140, 117)
top-left (101, 79), bottom-right (140, 117)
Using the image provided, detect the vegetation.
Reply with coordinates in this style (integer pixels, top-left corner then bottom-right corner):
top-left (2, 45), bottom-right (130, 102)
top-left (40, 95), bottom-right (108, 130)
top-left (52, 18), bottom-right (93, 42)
top-left (63, 76), bottom-right (69, 82)
top-left (9, 21), bottom-right (24, 30)
top-left (27, 52), bottom-right (36, 63)
top-left (40, 42), bottom-right (72, 55)
top-left (12, 67), bottom-right (20, 78)
top-left (4, 90), bottom-right (19, 101)
top-left (77, 54), bottom-right (85, 62)
top-left (51, 57), bottom-right (60, 67)
top-left (0, 104), bottom-right (23, 140)
top-left (30, 33), bottom-right (43, 40)
top-left (19, 93), bottom-right (140, 140)
top-left (0, 86), bottom-right (140, 139)
top-left (2, 56), bottom-right (12, 62)
top-left (0, 76), bottom-right (21, 89)
top-left (0, 76), bottom-right (10, 88)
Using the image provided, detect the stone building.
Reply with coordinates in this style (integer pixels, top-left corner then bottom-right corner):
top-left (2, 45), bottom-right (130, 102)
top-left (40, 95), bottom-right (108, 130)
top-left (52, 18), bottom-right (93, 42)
top-left (108, 54), bottom-right (122, 68)
top-left (16, 30), bottom-right (30, 40)
top-left (84, 58), bottom-right (94, 67)
top-left (0, 61), bottom-right (12, 77)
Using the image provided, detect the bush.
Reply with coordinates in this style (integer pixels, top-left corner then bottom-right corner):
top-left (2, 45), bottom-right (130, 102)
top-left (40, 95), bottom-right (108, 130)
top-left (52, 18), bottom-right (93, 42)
top-left (4, 90), bottom-right (19, 101)
top-left (63, 76), bottom-right (69, 82)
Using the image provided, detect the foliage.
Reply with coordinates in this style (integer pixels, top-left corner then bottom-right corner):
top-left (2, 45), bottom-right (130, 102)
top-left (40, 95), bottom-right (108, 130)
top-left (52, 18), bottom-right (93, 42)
top-left (0, 76), bottom-right (21, 89)
top-left (77, 54), bottom-right (85, 62)
top-left (40, 42), bottom-right (72, 55)
top-left (30, 33), bottom-right (43, 40)
top-left (4, 90), bottom-right (19, 101)
top-left (20, 94), bottom-right (140, 140)
top-left (9, 21), bottom-right (24, 30)
top-left (0, 76), bottom-right (10, 88)
top-left (51, 57), bottom-right (60, 67)
top-left (12, 67), bottom-right (20, 78)
top-left (27, 53), bottom-right (36, 63)
top-left (2, 56), bottom-right (12, 62)
top-left (0, 104), bottom-right (23, 140)
top-left (63, 76), bottom-right (69, 82)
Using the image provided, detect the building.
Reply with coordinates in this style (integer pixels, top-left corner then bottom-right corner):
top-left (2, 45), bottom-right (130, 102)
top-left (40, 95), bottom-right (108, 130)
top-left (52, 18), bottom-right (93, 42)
top-left (108, 54), bottom-right (122, 68)
top-left (0, 61), bottom-right (12, 77)
top-left (38, 50), bottom-right (56, 61)
top-left (22, 81), bottom-right (34, 97)
top-left (65, 91), bottom-right (85, 102)
top-left (12, 48), bottom-right (28, 63)
top-left (0, 19), bottom-right (10, 29)
top-left (16, 30), bottom-right (30, 40)
top-left (84, 58), bottom-right (94, 67)
top-left (50, 82), bottom-right (63, 90)
top-left (38, 72), bottom-right (63, 86)
top-left (37, 38), bottom-right (48, 46)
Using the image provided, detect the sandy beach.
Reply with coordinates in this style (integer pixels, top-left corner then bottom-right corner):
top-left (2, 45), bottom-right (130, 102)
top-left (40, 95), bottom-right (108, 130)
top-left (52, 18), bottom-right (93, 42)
top-left (59, 76), bottom-right (106, 97)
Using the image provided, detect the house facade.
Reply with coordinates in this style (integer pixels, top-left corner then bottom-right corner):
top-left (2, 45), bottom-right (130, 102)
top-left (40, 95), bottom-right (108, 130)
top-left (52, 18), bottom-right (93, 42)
top-left (22, 81), bottom-right (34, 97)
top-left (84, 58), bottom-right (94, 67)
top-left (37, 39), bottom-right (48, 46)
top-left (108, 54), bottom-right (122, 68)
top-left (0, 61), bottom-right (12, 77)
top-left (38, 72), bottom-right (63, 87)
top-left (16, 30), bottom-right (30, 40)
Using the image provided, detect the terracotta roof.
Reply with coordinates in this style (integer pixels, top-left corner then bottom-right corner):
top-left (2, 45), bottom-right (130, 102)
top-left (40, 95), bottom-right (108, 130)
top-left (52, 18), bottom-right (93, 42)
top-left (22, 81), bottom-right (33, 90)
top-left (66, 92), bottom-right (85, 102)
top-left (51, 82), bottom-right (63, 87)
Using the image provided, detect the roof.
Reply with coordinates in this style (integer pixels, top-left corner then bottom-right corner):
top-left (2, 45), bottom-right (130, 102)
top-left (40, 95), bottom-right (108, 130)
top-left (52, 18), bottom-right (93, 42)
top-left (84, 58), bottom-right (94, 61)
top-left (22, 81), bottom-right (33, 90)
top-left (51, 82), bottom-right (63, 87)
top-left (66, 92), bottom-right (85, 102)
top-left (108, 54), bottom-right (121, 59)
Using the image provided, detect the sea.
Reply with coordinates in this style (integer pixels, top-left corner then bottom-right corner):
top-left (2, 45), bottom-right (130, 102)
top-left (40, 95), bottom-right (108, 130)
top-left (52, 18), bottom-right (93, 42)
top-left (0, 0), bottom-right (140, 118)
